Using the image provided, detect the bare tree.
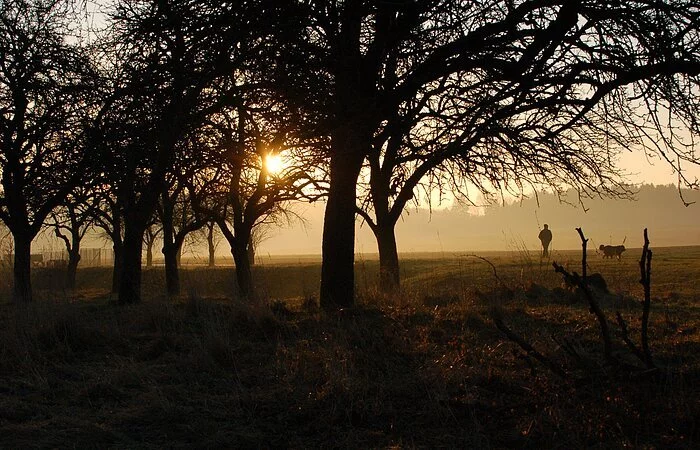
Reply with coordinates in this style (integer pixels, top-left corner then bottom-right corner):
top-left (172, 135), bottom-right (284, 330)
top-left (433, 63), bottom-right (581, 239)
top-left (203, 220), bottom-right (221, 267)
top-left (143, 222), bottom-right (161, 268)
top-left (98, 0), bottom-right (280, 304)
top-left (0, 0), bottom-right (98, 302)
top-left (157, 156), bottom-right (208, 296)
top-left (279, 0), bottom-right (700, 307)
top-left (0, 220), bottom-right (11, 269)
top-left (90, 184), bottom-right (125, 294)
top-left (47, 188), bottom-right (95, 289)
top-left (197, 100), bottom-right (320, 299)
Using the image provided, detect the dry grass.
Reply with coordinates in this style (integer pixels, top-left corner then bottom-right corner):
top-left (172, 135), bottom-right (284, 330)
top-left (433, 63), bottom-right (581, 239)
top-left (0, 247), bottom-right (698, 448)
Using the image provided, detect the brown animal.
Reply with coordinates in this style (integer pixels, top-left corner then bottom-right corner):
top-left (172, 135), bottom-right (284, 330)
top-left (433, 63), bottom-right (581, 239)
top-left (599, 244), bottom-right (625, 259)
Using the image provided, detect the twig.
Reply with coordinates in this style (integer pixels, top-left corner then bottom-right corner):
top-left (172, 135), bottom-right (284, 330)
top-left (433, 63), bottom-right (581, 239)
top-left (575, 227), bottom-right (588, 280)
top-left (615, 311), bottom-right (646, 364)
top-left (551, 334), bottom-right (583, 364)
top-left (552, 262), bottom-right (580, 290)
top-left (639, 228), bottom-right (655, 369)
top-left (492, 314), bottom-right (568, 380)
top-left (464, 254), bottom-right (506, 287)
top-left (555, 227), bottom-right (615, 365)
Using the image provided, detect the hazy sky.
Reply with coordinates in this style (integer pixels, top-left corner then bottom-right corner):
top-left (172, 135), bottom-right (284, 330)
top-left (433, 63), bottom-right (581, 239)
top-left (619, 150), bottom-right (700, 187)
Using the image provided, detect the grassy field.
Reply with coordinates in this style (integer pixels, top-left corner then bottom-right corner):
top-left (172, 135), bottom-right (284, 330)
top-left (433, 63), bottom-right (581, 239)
top-left (1, 246), bottom-right (699, 448)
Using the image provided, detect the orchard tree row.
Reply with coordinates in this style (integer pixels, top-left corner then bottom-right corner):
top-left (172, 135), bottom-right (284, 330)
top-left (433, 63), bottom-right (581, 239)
top-left (2, 0), bottom-right (699, 306)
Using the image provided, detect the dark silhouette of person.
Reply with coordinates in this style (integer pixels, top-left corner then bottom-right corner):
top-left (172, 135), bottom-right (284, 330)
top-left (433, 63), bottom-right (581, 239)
top-left (538, 224), bottom-right (552, 258)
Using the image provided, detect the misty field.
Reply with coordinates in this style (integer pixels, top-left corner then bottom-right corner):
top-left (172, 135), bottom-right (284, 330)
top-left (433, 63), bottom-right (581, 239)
top-left (1, 246), bottom-right (699, 448)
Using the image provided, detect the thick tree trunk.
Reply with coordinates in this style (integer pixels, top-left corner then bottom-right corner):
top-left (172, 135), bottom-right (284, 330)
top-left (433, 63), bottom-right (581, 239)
top-left (161, 204), bottom-right (181, 296)
top-left (376, 222), bottom-right (400, 293)
top-left (111, 243), bottom-right (123, 294)
top-left (65, 248), bottom-right (80, 290)
top-left (163, 243), bottom-right (180, 296)
top-left (12, 234), bottom-right (32, 303)
top-left (320, 147), bottom-right (365, 309)
top-left (232, 240), bottom-right (253, 299)
top-left (118, 226), bottom-right (144, 304)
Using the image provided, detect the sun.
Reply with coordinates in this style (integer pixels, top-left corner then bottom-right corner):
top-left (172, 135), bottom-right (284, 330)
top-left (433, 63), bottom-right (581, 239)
top-left (265, 153), bottom-right (285, 175)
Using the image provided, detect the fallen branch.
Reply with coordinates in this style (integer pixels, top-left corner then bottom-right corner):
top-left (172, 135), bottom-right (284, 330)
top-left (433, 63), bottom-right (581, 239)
top-left (495, 227), bottom-right (662, 382)
top-left (492, 313), bottom-right (568, 380)
top-left (615, 311), bottom-right (646, 364)
top-left (553, 262), bottom-right (614, 364)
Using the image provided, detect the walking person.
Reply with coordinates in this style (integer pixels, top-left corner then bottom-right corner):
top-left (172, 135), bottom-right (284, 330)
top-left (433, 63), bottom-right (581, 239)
top-left (538, 224), bottom-right (552, 258)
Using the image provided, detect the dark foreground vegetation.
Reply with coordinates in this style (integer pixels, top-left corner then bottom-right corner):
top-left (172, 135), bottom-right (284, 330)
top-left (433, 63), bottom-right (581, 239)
top-left (1, 247), bottom-right (699, 448)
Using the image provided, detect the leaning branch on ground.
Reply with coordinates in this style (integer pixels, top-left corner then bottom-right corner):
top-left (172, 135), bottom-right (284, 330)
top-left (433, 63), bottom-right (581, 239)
top-left (575, 227), bottom-right (589, 280)
top-left (615, 311), bottom-right (646, 364)
top-left (492, 312), bottom-right (569, 380)
top-left (494, 228), bottom-right (662, 381)
top-left (611, 229), bottom-right (655, 369)
top-left (554, 228), bottom-right (615, 365)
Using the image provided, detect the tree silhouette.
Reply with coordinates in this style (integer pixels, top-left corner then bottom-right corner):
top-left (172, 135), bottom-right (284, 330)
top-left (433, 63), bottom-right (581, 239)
top-left (280, 0), bottom-right (700, 307)
top-left (90, 183), bottom-right (125, 294)
top-left (196, 102), bottom-right (319, 299)
top-left (143, 223), bottom-right (162, 268)
top-left (47, 187), bottom-right (96, 289)
top-left (99, 0), bottom-right (276, 303)
top-left (157, 146), bottom-right (209, 296)
top-left (0, 0), bottom-right (97, 302)
top-left (202, 220), bottom-right (221, 267)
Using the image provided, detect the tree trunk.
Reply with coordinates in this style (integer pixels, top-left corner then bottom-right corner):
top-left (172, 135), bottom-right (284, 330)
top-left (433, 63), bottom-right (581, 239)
top-left (163, 243), bottom-right (180, 296)
top-left (320, 146), bottom-right (365, 309)
top-left (207, 225), bottom-right (215, 267)
top-left (161, 202), bottom-right (180, 296)
top-left (146, 242), bottom-right (153, 267)
top-left (247, 243), bottom-right (255, 267)
top-left (12, 233), bottom-right (32, 303)
top-left (111, 243), bottom-right (123, 294)
top-left (227, 223), bottom-right (254, 300)
top-left (376, 222), bottom-right (400, 293)
top-left (65, 248), bottom-right (80, 290)
top-left (232, 240), bottom-right (253, 299)
top-left (118, 226), bottom-right (144, 304)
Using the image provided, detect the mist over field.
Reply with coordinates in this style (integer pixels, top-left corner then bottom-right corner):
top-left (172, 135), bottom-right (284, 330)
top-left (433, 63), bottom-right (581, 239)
top-left (23, 184), bottom-right (698, 260)
top-left (260, 184), bottom-right (700, 256)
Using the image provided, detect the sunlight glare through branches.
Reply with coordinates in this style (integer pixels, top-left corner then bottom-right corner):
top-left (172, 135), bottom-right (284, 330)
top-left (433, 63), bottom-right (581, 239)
top-left (265, 153), bottom-right (285, 175)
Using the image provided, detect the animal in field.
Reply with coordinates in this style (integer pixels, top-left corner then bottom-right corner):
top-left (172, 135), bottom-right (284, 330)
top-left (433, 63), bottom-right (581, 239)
top-left (599, 244), bottom-right (626, 259)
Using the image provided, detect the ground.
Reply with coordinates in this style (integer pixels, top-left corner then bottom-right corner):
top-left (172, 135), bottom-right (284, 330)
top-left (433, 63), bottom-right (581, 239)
top-left (0, 246), bottom-right (699, 448)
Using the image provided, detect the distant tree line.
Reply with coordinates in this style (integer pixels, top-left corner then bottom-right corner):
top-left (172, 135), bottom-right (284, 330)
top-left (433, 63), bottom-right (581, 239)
top-left (1, 0), bottom-right (700, 306)
top-left (394, 184), bottom-right (700, 252)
